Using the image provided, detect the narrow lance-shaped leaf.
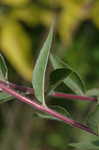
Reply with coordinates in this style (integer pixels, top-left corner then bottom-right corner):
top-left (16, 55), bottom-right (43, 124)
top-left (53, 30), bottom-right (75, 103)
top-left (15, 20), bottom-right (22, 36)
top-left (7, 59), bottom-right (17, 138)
top-left (0, 54), bottom-right (8, 81)
top-left (48, 68), bottom-right (71, 94)
top-left (86, 89), bottom-right (99, 104)
top-left (69, 140), bottom-right (99, 150)
top-left (50, 54), bottom-right (85, 95)
top-left (0, 92), bottom-right (14, 103)
top-left (32, 27), bottom-right (53, 104)
top-left (86, 89), bottom-right (99, 97)
top-left (87, 104), bottom-right (99, 135)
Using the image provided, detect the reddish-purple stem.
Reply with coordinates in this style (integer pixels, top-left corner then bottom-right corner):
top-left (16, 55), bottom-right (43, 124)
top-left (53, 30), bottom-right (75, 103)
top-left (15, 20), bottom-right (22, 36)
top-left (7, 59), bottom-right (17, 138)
top-left (0, 82), bottom-right (97, 135)
top-left (52, 92), bottom-right (97, 102)
top-left (0, 81), bottom-right (97, 102)
top-left (0, 81), bottom-right (33, 94)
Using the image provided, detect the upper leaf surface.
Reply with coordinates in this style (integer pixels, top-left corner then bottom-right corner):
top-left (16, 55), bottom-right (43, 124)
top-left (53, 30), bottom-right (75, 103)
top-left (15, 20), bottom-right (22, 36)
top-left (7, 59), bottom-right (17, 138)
top-left (32, 27), bottom-right (53, 104)
top-left (87, 104), bottom-right (99, 135)
top-left (0, 92), bottom-right (13, 103)
top-left (48, 68), bottom-right (71, 94)
top-left (86, 89), bottom-right (99, 97)
top-left (50, 54), bottom-right (85, 95)
top-left (0, 54), bottom-right (8, 81)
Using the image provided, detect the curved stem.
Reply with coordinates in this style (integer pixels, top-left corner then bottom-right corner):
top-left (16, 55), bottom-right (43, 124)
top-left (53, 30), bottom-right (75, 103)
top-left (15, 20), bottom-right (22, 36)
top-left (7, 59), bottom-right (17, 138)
top-left (0, 82), bottom-right (97, 136)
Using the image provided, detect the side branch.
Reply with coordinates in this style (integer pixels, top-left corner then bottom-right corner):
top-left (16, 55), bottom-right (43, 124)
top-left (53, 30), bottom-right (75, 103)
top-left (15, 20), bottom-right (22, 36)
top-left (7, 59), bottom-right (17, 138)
top-left (0, 81), bottom-right (97, 102)
top-left (0, 81), bottom-right (33, 94)
top-left (0, 82), bottom-right (97, 136)
top-left (52, 92), bottom-right (97, 102)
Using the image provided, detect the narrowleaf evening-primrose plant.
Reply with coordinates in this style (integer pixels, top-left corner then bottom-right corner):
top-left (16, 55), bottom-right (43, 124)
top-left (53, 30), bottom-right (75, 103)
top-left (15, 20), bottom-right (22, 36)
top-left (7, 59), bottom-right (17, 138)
top-left (0, 26), bottom-right (99, 149)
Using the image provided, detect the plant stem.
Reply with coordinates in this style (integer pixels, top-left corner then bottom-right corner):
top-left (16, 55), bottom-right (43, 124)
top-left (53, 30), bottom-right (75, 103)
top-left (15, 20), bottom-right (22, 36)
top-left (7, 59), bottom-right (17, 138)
top-left (0, 81), bottom-right (97, 102)
top-left (52, 92), bottom-right (97, 102)
top-left (0, 82), bottom-right (97, 136)
top-left (0, 81), bottom-right (33, 94)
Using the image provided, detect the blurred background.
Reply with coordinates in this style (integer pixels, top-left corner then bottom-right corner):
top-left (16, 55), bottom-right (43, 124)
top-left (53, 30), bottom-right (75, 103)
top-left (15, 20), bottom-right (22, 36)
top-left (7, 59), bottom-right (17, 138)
top-left (0, 0), bottom-right (99, 149)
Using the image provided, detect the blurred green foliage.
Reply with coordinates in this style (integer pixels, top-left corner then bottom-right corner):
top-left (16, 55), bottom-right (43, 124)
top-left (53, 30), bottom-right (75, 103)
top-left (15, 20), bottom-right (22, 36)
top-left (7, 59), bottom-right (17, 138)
top-left (0, 0), bottom-right (99, 150)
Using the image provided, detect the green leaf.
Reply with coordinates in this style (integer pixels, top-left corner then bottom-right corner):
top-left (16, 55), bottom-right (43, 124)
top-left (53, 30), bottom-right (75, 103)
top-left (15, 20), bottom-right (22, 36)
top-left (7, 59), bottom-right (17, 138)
top-left (87, 105), bottom-right (99, 135)
top-left (69, 131), bottom-right (99, 149)
top-left (36, 105), bottom-right (71, 120)
top-left (0, 54), bottom-right (8, 81)
top-left (48, 68), bottom-right (71, 94)
top-left (69, 141), bottom-right (99, 150)
top-left (69, 133), bottom-right (99, 149)
top-left (32, 26), bottom-right (53, 104)
top-left (0, 92), bottom-right (14, 103)
top-left (50, 54), bottom-right (85, 95)
top-left (86, 89), bottom-right (99, 104)
top-left (86, 89), bottom-right (99, 97)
